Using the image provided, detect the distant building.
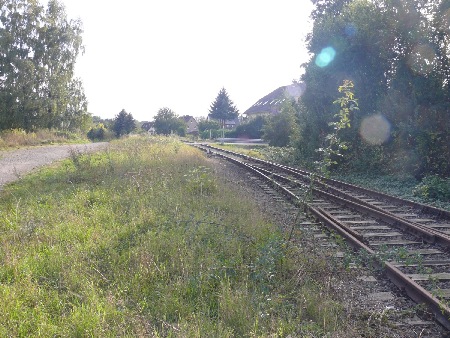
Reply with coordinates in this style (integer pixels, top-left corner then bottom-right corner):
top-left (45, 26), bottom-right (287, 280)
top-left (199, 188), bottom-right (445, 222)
top-left (141, 121), bottom-right (156, 135)
top-left (224, 117), bottom-right (240, 129)
top-left (207, 116), bottom-right (240, 129)
top-left (244, 83), bottom-right (305, 118)
top-left (181, 115), bottom-right (199, 135)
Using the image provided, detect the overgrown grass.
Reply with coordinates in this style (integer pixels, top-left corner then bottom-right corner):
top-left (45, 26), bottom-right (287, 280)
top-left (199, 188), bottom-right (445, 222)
top-left (332, 172), bottom-right (450, 211)
top-left (0, 136), bottom-right (353, 336)
top-left (0, 128), bottom-right (86, 149)
top-left (211, 143), bottom-right (267, 159)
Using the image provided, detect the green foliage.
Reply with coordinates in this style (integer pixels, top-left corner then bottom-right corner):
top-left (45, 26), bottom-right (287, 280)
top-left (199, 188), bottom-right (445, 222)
top-left (112, 109), bottom-right (136, 137)
top-left (0, 0), bottom-right (88, 132)
top-left (331, 172), bottom-right (450, 211)
top-left (311, 0), bottom-right (352, 20)
top-left (300, 0), bottom-right (450, 178)
top-left (93, 116), bottom-right (114, 130)
top-left (214, 144), bottom-right (267, 159)
top-left (413, 175), bottom-right (450, 201)
top-left (198, 118), bottom-right (221, 132)
top-left (227, 116), bottom-right (266, 139)
top-left (153, 107), bottom-right (186, 136)
top-left (259, 146), bottom-right (299, 166)
top-left (200, 128), bottom-right (222, 139)
top-left (197, 118), bottom-right (221, 139)
top-left (262, 100), bottom-right (300, 147)
top-left (0, 137), bottom-right (353, 336)
top-left (208, 88), bottom-right (239, 126)
top-left (184, 166), bottom-right (217, 196)
top-left (0, 128), bottom-right (85, 148)
top-left (317, 80), bottom-right (358, 175)
top-left (87, 123), bottom-right (107, 141)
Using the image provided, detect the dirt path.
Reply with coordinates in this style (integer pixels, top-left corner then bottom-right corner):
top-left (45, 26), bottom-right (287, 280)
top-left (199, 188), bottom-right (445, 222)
top-left (0, 143), bottom-right (108, 190)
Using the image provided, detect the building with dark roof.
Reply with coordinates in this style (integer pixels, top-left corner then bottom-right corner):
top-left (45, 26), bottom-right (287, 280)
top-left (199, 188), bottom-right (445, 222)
top-left (141, 121), bottom-right (156, 135)
top-left (181, 115), bottom-right (199, 135)
top-left (244, 83), bottom-right (305, 118)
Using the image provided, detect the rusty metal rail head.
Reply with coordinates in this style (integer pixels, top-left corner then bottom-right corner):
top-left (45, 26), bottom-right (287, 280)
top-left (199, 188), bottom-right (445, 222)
top-left (192, 143), bottom-right (450, 330)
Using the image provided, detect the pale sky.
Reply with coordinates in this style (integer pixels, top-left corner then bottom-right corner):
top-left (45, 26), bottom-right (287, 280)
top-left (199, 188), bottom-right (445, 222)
top-left (57, 0), bottom-right (314, 122)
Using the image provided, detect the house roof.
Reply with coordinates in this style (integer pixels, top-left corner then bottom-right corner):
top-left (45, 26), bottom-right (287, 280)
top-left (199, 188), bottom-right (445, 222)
top-left (244, 83), bottom-right (305, 116)
top-left (181, 115), bottom-right (196, 123)
top-left (141, 121), bottom-right (155, 131)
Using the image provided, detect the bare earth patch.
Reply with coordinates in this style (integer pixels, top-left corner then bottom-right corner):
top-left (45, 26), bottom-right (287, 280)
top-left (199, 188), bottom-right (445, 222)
top-left (0, 143), bottom-right (108, 190)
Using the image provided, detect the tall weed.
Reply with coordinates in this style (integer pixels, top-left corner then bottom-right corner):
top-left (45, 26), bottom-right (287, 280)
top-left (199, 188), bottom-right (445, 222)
top-left (0, 128), bottom-right (84, 148)
top-left (0, 136), bottom-right (352, 336)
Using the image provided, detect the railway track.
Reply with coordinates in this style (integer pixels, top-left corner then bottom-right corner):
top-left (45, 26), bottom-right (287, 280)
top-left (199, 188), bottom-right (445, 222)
top-left (193, 143), bottom-right (450, 331)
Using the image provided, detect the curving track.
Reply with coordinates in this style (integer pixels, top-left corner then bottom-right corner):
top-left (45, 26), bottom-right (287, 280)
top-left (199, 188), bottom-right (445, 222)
top-left (193, 142), bottom-right (450, 331)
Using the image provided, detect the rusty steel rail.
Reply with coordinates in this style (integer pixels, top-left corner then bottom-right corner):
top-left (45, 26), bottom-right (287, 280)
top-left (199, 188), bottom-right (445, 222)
top-left (193, 144), bottom-right (450, 330)
top-left (200, 143), bottom-right (450, 221)
top-left (246, 160), bottom-right (450, 249)
top-left (199, 144), bottom-right (450, 246)
top-left (309, 206), bottom-right (450, 331)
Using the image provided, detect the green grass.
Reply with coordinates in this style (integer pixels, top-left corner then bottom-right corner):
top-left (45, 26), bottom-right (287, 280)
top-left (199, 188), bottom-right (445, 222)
top-left (211, 143), bottom-right (267, 159)
top-left (0, 136), bottom-right (353, 337)
top-left (0, 128), bottom-right (87, 149)
top-left (331, 172), bottom-right (450, 211)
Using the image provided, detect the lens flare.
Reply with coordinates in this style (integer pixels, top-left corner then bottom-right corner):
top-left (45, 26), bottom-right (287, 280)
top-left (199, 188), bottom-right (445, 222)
top-left (315, 47), bottom-right (336, 68)
top-left (360, 114), bottom-right (391, 145)
top-left (407, 44), bottom-right (436, 75)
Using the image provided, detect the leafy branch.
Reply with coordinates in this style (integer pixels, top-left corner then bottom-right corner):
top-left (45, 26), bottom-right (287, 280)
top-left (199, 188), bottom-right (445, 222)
top-left (317, 80), bottom-right (359, 176)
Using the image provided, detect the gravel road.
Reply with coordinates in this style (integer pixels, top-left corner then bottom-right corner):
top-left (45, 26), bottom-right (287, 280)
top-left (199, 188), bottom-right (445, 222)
top-left (0, 143), bottom-right (108, 190)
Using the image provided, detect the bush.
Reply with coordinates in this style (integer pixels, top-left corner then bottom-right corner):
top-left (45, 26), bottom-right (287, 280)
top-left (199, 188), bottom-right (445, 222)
top-left (259, 146), bottom-right (299, 166)
top-left (413, 175), bottom-right (450, 201)
top-left (200, 129), bottom-right (222, 139)
top-left (87, 124), bottom-right (107, 141)
top-left (0, 128), bottom-right (83, 147)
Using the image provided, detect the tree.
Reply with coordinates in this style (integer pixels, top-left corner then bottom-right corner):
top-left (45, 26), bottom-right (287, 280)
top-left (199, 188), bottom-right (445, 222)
top-left (310, 0), bottom-right (352, 20)
top-left (208, 88), bottom-right (239, 134)
top-left (87, 123), bottom-right (106, 141)
top-left (317, 80), bottom-right (359, 174)
top-left (60, 78), bottom-right (90, 131)
top-left (262, 100), bottom-right (300, 147)
top-left (0, 0), bottom-right (87, 132)
top-left (197, 117), bottom-right (220, 139)
top-left (198, 117), bottom-right (220, 132)
top-left (299, 0), bottom-right (450, 177)
top-left (228, 116), bottom-right (266, 139)
top-left (153, 107), bottom-right (186, 136)
top-left (112, 109), bottom-right (135, 137)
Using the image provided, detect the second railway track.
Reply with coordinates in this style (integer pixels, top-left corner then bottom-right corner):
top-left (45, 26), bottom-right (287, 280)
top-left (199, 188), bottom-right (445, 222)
top-left (193, 142), bottom-right (450, 332)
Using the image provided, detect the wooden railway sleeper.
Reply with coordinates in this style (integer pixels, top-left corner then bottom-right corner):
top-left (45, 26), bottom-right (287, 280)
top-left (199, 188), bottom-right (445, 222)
top-left (310, 187), bottom-right (439, 245)
top-left (206, 146), bottom-right (444, 248)
top-left (195, 145), bottom-right (450, 330)
top-left (309, 206), bottom-right (450, 331)
top-left (271, 165), bottom-right (450, 246)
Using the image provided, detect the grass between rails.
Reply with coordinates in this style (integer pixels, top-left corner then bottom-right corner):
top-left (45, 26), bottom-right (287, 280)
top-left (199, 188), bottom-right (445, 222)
top-left (210, 143), bottom-right (267, 160)
top-left (0, 137), bottom-right (354, 337)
